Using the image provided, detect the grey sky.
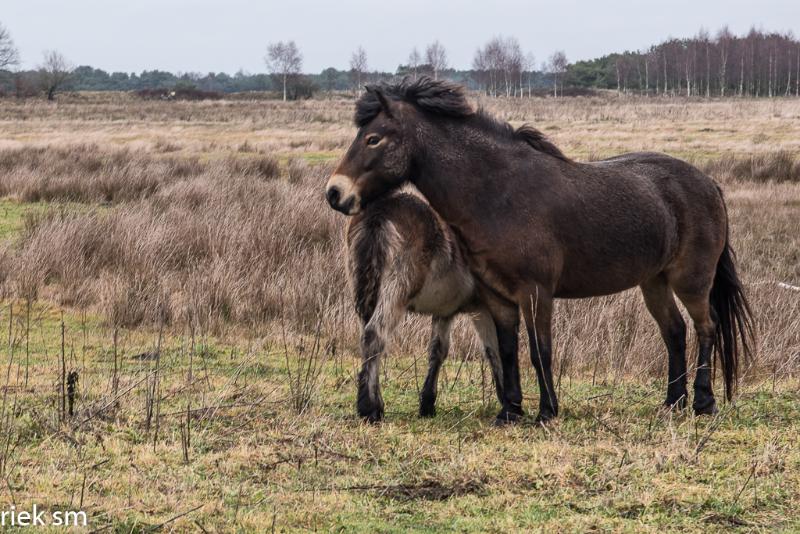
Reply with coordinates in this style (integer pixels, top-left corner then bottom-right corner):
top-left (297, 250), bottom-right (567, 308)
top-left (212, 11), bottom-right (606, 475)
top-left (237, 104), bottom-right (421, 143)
top-left (4, 0), bottom-right (798, 74)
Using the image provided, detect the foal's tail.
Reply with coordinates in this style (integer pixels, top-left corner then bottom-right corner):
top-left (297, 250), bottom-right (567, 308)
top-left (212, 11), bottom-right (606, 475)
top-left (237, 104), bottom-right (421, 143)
top-left (710, 237), bottom-right (755, 401)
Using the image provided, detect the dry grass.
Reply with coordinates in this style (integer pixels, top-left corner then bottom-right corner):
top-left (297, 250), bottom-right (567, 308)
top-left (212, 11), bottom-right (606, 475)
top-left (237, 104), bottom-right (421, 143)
top-left (0, 93), bottom-right (798, 531)
top-left (0, 145), bottom-right (282, 203)
top-left (698, 150), bottom-right (800, 183)
top-left (12, 161), bottom-right (342, 331)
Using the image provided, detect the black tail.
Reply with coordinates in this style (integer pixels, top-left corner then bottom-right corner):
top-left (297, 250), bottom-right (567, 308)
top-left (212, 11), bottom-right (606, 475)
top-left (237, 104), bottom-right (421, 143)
top-left (710, 239), bottom-right (755, 401)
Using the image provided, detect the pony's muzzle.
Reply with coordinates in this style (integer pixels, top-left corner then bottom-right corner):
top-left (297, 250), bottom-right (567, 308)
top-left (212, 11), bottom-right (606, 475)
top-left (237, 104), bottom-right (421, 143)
top-left (325, 174), bottom-right (361, 215)
top-left (326, 186), bottom-right (341, 208)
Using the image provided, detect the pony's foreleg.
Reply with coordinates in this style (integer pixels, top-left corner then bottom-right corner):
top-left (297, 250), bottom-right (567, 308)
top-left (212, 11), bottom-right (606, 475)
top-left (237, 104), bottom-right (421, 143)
top-left (479, 293), bottom-right (523, 425)
top-left (522, 288), bottom-right (558, 423)
top-left (419, 317), bottom-right (453, 417)
top-left (469, 308), bottom-right (504, 406)
top-left (357, 287), bottom-right (405, 423)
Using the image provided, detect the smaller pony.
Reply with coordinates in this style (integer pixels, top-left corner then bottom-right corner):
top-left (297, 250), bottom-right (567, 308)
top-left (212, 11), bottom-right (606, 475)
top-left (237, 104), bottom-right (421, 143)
top-left (346, 192), bottom-right (503, 422)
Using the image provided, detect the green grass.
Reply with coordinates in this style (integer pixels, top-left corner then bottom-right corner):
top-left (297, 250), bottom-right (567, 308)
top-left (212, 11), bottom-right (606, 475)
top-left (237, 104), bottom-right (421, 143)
top-left (0, 198), bottom-right (31, 239)
top-left (1, 302), bottom-right (798, 532)
top-left (0, 198), bottom-right (105, 242)
top-left (299, 150), bottom-right (338, 164)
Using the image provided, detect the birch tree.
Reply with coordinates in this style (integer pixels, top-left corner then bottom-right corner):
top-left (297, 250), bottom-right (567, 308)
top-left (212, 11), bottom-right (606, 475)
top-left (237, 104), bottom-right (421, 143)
top-left (0, 22), bottom-right (19, 70)
top-left (350, 46), bottom-right (368, 93)
top-left (425, 41), bottom-right (448, 80)
top-left (265, 41), bottom-right (303, 101)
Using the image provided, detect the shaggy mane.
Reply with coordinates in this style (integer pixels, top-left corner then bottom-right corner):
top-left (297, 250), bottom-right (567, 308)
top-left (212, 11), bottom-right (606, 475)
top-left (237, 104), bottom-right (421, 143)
top-left (355, 76), bottom-right (473, 126)
top-left (356, 77), bottom-right (570, 163)
top-left (514, 124), bottom-right (571, 162)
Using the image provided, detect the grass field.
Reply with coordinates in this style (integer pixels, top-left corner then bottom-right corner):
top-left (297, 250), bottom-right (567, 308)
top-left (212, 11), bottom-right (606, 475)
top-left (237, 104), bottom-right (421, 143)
top-left (0, 92), bottom-right (799, 532)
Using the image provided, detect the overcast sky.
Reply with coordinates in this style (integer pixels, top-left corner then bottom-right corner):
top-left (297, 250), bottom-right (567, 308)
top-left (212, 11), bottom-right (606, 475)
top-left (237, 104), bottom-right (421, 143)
top-left (4, 0), bottom-right (798, 74)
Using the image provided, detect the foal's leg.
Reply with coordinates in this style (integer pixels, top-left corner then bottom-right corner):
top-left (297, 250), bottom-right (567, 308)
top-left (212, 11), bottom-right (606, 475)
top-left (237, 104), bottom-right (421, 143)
top-left (674, 291), bottom-right (718, 415)
top-left (522, 288), bottom-right (558, 423)
top-left (357, 293), bottom-right (405, 423)
top-left (419, 316), bottom-right (453, 417)
top-left (469, 307), bottom-right (504, 406)
top-left (640, 275), bottom-right (688, 410)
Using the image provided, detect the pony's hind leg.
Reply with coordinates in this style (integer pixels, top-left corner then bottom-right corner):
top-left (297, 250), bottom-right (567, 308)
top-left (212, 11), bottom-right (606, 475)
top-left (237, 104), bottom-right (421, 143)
top-left (357, 291), bottom-right (406, 423)
top-left (469, 307), bottom-right (504, 406)
top-left (419, 317), bottom-right (453, 417)
top-left (640, 275), bottom-right (688, 410)
top-left (674, 290), bottom-right (718, 415)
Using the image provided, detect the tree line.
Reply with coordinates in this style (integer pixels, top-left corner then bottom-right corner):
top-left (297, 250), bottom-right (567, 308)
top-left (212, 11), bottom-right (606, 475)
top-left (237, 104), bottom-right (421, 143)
top-left (1, 21), bottom-right (798, 100)
top-left (570, 27), bottom-right (800, 97)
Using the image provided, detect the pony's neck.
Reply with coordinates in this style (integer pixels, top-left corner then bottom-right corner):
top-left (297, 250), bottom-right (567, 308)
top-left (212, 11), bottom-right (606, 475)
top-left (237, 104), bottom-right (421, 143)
top-left (411, 120), bottom-right (508, 227)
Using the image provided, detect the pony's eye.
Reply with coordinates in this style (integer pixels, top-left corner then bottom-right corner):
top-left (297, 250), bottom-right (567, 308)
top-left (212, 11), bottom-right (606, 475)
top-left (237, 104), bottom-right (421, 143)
top-left (366, 135), bottom-right (381, 146)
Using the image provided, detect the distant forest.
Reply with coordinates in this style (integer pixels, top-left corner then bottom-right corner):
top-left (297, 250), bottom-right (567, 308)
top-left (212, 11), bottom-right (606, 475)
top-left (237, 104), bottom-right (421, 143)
top-left (570, 28), bottom-right (800, 97)
top-left (1, 26), bottom-right (798, 98)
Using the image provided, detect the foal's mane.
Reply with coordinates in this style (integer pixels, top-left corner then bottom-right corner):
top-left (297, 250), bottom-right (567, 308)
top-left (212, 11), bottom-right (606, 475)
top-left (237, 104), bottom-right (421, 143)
top-left (356, 76), bottom-right (571, 163)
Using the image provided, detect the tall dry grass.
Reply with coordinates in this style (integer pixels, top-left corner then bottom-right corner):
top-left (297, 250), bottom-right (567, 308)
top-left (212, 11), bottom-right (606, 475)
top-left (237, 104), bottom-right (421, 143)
top-left (0, 93), bottom-right (798, 385)
top-left (0, 142), bottom-right (796, 384)
top-left (9, 154), bottom-right (343, 332)
top-left (0, 144), bottom-right (280, 202)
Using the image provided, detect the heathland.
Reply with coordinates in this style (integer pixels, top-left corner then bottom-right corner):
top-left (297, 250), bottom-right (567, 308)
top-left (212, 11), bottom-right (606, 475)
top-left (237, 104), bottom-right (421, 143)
top-left (0, 92), bottom-right (798, 532)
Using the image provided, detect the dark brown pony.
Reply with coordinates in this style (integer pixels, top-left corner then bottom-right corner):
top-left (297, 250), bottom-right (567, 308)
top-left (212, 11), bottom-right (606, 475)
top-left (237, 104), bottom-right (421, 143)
top-left (326, 77), bottom-right (754, 424)
top-left (346, 191), bottom-right (504, 422)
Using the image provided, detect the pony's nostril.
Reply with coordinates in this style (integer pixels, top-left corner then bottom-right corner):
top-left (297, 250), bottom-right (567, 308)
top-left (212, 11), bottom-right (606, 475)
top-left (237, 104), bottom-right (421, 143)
top-left (326, 187), bottom-right (341, 208)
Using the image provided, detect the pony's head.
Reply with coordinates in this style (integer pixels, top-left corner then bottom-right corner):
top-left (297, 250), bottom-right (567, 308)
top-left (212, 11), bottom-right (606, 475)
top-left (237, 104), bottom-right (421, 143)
top-left (325, 77), bottom-right (472, 215)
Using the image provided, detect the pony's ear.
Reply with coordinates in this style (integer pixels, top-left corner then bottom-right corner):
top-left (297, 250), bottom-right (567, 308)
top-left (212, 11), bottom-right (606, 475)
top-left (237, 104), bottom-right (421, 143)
top-left (366, 85), bottom-right (393, 118)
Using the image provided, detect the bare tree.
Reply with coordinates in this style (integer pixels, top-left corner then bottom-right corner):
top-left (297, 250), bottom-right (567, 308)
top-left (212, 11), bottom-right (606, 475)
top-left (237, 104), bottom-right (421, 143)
top-left (501, 37), bottom-right (524, 97)
top-left (716, 26), bottom-right (733, 97)
top-left (0, 22), bottom-right (19, 70)
top-left (471, 46), bottom-right (489, 95)
top-left (476, 38), bottom-right (500, 96)
top-left (425, 41), bottom-right (448, 80)
top-left (265, 41), bottom-right (303, 101)
top-left (548, 50), bottom-right (568, 97)
top-left (524, 52), bottom-right (536, 97)
top-left (408, 47), bottom-right (421, 80)
top-left (473, 36), bottom-right (510, 97)
top-left (39, 50), bottom-right (72, 101)
top-left (645, 47), bottom-right (659, 95)
top-left (697, 28), bottom-right (711, 97)
top-left (350, 46), bottom-right (368, 93)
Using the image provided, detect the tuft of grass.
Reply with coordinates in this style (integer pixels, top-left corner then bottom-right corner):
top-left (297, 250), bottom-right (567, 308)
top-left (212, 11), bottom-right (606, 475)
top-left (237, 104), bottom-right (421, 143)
top-left (700, 150), bottom-right (800, 183)
top-left (0, 145), bottom-right (284, 203)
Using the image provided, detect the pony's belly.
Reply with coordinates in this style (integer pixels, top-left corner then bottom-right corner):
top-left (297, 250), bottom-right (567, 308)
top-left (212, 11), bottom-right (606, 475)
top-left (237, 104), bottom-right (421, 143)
top-left (554, 263), bottom-right (662, 298)
top-left (554, 281), bottom-right (641, 299)
top-left (408, 271), bottom-right (475, 317)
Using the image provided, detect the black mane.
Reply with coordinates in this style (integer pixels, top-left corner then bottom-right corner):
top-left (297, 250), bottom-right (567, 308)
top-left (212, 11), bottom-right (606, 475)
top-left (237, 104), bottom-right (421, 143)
top-left (355, 77), bottom-right (570, 163)
top-left (512, 124), bottom-right (571, 163)
top-left (355, 77), bottom-right (473, 127)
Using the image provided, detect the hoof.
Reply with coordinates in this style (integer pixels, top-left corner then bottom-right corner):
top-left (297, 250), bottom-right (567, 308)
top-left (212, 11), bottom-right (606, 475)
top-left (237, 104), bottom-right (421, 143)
top-left (494, 407), bottom-right (524, 426)
top-left (358, 403), bottom-right (384, 424)
top-left (534, 410), bottom-right (558, 425)
top-left (419, 405), bottom-right (436, 418)
top-left (693, 399), bottom-right (718, 416)
top-left (419, 392), bottom-right (436, 418)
